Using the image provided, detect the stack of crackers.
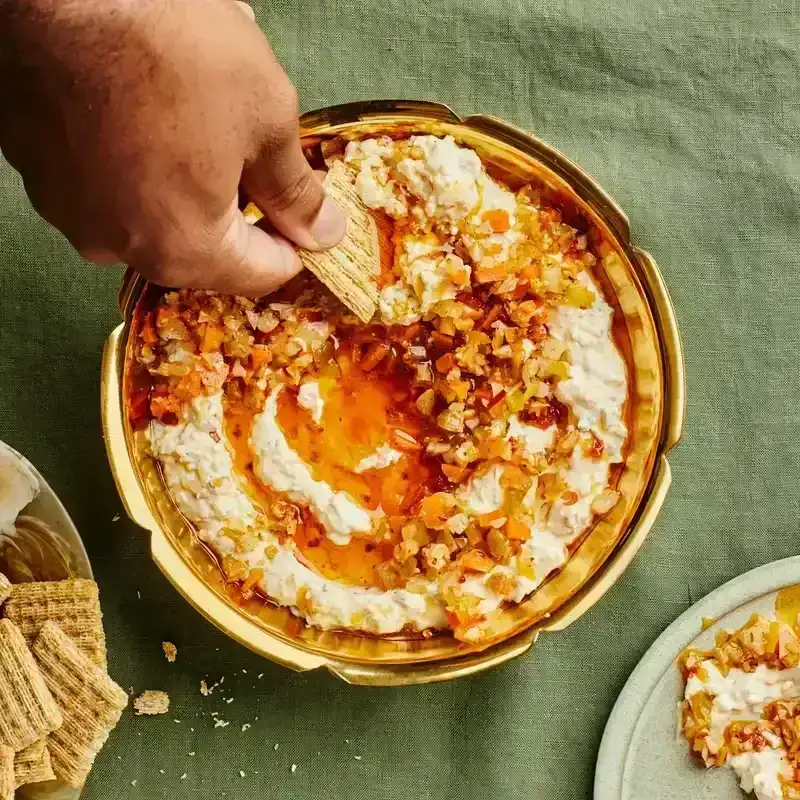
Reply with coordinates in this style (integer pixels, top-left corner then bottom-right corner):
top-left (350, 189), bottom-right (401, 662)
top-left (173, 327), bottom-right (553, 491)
top-left (0, 575), bottom-right (127, 797)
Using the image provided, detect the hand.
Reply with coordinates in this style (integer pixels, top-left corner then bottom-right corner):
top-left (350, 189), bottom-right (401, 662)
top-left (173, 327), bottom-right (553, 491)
top-left (0, 0), bottom-right (346, 294)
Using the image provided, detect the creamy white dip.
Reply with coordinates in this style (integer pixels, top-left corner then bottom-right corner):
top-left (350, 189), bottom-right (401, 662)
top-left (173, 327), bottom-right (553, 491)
top-left (686, 661), bottom-right (800, 751)
top-left (685, 660), bottom-right (799, 799)
top-left (250, 388), bottom-right (372, 546)
top-left (354, 444), bottom-right (404, 473)
top-left (730, 748), bottom-right (789, 800)
top-left (150, 392), bottom-right (447, 634)
top-left (297, 381), bottom-right (325, 424)
top-left (506, 415), bottom-right (557, 459)
top-left (548, 274), bottom-right (627, 461)
top-left (459, 464), bottom-right (505, 516)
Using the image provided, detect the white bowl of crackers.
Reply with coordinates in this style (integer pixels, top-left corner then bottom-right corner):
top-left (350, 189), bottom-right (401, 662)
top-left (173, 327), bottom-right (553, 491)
top-left (0, 441), bottom-right (127, 798)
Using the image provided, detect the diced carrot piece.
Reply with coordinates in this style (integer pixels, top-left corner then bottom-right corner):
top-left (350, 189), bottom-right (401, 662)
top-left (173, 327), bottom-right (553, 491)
top-left (429, 331), bottom-right (455, 350)
top-left (461, 550), bottom-right (495, 573)
top-left (175, 370), bottom-right (203, 398)
top-left (442, 464), bottom-right (471, 483)
top-left (250, 346), bottom-right (273, 369)
top-left (435, 353), bottom-right (455, 374)
top-left (361, 341), bottom-right (391, 372)
top-left (419, 492), bottom-right (456, 528)
top-left (482, 209), bottom-right (511, 233)
top-left (475, 264), bottom-right (511, 284)
top-left (479, 304), bottom-right (503, 331)
top-left (240, 568), bottom-right (264, 599)
top-left (521, 264), bottom-right (541, 282)
top-left (505, 517), bottom-right (530, 540)
top-left (476, 509), bottom-right (505, 527)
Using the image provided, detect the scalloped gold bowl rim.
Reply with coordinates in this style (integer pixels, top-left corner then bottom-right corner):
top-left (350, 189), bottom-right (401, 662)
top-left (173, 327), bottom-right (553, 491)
top-left (101, 100), bottom-right (685, 685)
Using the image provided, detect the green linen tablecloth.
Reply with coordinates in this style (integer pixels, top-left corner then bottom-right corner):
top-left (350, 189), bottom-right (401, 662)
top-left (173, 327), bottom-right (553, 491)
top-left (1, 1), bottom-right (799, 797)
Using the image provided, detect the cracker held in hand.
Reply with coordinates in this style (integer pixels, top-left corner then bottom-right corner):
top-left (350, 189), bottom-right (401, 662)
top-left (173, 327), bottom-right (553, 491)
top-left (32, 621), bottom-right (127, 789)
top-left (0, 745), bottom-right (13, 800)
top-left (0, 619), bottom-right (62, 750)
top-left (4, 578), bottom-right (107, 669)
top-left (14, 744), bottom-right (54, 789)
top-left (243, 161), bottom-right (380, 323)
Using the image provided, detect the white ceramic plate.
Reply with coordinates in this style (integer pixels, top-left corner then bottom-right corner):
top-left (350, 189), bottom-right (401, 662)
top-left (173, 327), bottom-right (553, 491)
top-left (595, 555), bottom-right (800, 800)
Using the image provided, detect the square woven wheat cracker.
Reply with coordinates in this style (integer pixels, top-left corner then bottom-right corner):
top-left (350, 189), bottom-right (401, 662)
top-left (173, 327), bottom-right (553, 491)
top-left (297, 161), bottom-right (380, 323)
top-left (0, 745), bottom-right (13, 800)
top-left (32, 621), bottom-right (127, 789)
top-left (0, 619), bottom-right (62, 750)
top-left (0, 574), bottom-right (11, 607)
top-left (14, 737), bottom-right (45, 764)
top-left (3, 578), bottom-right (107, 668)
top-left (14, 744), bottom-right (54, 789)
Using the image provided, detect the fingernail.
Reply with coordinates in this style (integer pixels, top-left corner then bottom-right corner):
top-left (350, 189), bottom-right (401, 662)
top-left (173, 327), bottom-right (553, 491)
top-left (310, 196), bottom-right (347, 248)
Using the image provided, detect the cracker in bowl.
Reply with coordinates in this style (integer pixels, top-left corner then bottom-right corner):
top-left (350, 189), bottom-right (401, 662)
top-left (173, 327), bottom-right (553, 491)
top-left (0, 619), bottom-right (62, 750)
top-left (31, 621), bottom-right (127, 788)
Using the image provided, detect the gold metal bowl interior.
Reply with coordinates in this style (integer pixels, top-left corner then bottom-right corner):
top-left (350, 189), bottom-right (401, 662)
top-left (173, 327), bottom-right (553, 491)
top-left (101, 100), bottom-right (684, 685)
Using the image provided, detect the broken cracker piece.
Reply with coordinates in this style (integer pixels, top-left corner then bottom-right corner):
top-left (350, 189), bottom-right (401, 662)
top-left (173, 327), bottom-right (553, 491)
top-left (14, 737), bottom-right (45, 764)
top-left (0, 574), bottom-right (11, 607)
top-left (14, 744), bottom-right (54, 788)
top-left (133, 690), bottom-right (169, 716)
top-left (32, 621), bottom-right (127, 789)
top-left (0, 745), bottom-right (13, 800)
top-left (162, 641), bottom-right (177, 663)
top-left (0, 619), bottom-right (62, 750)
top-left (243, 161), bottom-right (380, 323)
top-left (3, 578), bottom-right (107, 669)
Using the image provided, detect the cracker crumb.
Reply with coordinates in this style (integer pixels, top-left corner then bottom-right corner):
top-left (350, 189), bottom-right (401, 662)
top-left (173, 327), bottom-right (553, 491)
top-left (242, 724), bottom-right (251, 732)
top-left (180, 773), bottom-right (187, 780)
top-left (239, 770), bottom-right (246, 778)
top-left (131, 780), bottom-right (137, 787)
top-left (112, 514), bottom-right (121, 522)
top-left (134, 690), bottom-right (170, 716)
top-left (214, 719), bottom-right (230, 729)
top-left (162, 641), bottom-right (177, 663)
top-left (225, 697), bottom-right (234, 704)
top-left (274, 743), bottom-right (279, 751)
top-left (354, 755), bottom-right (362, 760)
top-left (200, 679), bottom-right (209, 696)
top-left (188, 752), bottom-right (195, 757)
top-left (291, 764), bottom-right (297, 774)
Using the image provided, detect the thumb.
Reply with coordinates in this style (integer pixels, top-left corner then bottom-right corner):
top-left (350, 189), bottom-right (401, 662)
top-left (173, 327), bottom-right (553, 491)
top-left (241, 118), bottom-right (347, 251)
top-left (134, 198), bottom-right (304, 296)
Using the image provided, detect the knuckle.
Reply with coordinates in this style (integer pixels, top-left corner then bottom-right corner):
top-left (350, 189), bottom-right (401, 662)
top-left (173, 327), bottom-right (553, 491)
top-left (260, 167), bottom-right (318, 214)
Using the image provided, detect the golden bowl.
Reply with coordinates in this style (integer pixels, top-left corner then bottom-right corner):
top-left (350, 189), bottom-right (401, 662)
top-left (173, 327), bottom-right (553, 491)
top-left (100, 100), bottom-right (685, 685)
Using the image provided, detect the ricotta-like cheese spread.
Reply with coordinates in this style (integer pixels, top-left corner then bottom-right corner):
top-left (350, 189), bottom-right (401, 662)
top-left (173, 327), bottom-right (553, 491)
top-left (137, 133), bottom-right (630, 642)
top-left (680, 614), bottom-right (800, 799)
